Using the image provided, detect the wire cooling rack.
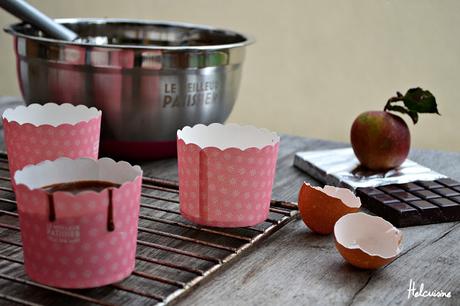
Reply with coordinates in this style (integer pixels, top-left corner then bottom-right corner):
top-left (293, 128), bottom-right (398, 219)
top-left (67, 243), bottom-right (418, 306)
top-left (0, 152), bottom-right (298, 306)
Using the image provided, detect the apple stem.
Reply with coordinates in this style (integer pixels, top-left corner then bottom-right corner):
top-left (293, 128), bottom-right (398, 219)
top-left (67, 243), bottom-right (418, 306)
top-left (384, 92), bottom-right (404, 111)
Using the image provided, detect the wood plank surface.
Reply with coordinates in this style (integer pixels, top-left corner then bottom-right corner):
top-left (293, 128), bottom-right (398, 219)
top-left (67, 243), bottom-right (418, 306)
top-left (170, 135), bottom-right (460, 306)
top-left (0, 97), bottom-right (458, 305)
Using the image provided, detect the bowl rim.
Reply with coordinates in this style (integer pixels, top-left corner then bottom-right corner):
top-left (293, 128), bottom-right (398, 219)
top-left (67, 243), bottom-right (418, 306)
top-left (4, 18), bottom-right (255, 51)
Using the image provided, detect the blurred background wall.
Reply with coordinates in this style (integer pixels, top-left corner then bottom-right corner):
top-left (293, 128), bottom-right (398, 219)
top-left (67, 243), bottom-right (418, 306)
top-left (0, 0), bottom-right (459, 151)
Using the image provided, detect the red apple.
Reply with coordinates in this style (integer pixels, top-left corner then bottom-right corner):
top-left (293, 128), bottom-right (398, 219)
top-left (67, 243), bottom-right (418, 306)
top-left (351, 111), bottom-right (410, 171)
top-left (350, 88), bottom-right (439, 171)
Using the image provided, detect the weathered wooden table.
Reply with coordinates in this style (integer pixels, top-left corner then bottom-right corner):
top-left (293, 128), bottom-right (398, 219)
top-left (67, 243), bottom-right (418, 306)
top-left (0, 97), bottom-right (458, 305)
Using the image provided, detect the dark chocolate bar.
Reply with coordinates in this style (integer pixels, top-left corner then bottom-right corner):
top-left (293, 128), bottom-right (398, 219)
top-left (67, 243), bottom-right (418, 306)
top-left (356, 179), bottom-right (460, 227)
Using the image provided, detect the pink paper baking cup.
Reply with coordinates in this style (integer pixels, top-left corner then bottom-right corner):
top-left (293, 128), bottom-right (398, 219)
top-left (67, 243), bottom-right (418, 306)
top-left (177, 123), bottom-right (280, 227)
top-left (2, 103), bottom-right (101, 181)
top-left (14, 157), bottom-right (143, 288)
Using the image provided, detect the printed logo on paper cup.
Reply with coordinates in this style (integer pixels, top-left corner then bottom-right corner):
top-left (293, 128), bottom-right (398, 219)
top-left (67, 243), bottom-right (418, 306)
top-left (47, 224), bottom-right (80, 243)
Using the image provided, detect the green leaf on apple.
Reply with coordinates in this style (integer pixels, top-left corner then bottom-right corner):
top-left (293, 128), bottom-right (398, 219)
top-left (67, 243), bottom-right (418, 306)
top-left (403, 88), bottom-right (440, 114)
top-left (384, 87), bottom-right (440, 124)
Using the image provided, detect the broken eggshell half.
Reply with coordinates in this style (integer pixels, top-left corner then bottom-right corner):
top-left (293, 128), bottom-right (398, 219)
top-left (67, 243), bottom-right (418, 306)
top-left (334, 212), bottom-right (402, 269)
top-left (298, 183), bottom-right (361, 234)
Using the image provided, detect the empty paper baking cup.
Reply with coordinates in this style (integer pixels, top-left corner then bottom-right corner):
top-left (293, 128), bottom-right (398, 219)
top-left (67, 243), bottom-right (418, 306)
top-left (14, 157), bottom-right (142, 288)
top-left (177, 123), bottom-right (280, 227)
top-left (2, 103), bottom-right (101, 180)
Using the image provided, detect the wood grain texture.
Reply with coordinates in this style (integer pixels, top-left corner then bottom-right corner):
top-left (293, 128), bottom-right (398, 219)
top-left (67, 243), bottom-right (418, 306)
top-left (0, 97), bottom-right (458, 305)
top-left (170, 135), bottom-right (460, 306)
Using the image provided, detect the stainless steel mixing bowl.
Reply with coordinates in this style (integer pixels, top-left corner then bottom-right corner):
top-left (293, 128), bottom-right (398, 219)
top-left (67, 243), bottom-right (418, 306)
top-left (4, 18), bottom-right (253, 159)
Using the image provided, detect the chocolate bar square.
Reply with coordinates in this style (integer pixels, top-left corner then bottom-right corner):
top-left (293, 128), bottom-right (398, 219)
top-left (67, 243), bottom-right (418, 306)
top-left (399, 182), bottom-right (424, 191)
top-left (436, 178), bottom-right (460, 187)
top-left (410, 200), bottom-right (443, 224)
top-left (384, 202), bottom-right (421, 227)
top-left (392, 191), bottom-right (420, 202)
top-left (378, 185), bottom-right (404, 194)
top-left (432, 188), bottom-right (460, 197)
top-left (413, 190), bottom-right (441, 200)
top-left (417, 181), bottom-right (443, 189)
top-left (429, 198), bottom-right (460, 221)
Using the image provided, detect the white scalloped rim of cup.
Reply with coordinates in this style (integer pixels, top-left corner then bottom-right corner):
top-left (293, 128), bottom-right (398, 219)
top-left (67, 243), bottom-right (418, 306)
top-left (177, 123), bottom-right (280, 150)
top-left (14, 157), bottom-right (142, 193)
top-left (2, 103), bottom-right (101, 126)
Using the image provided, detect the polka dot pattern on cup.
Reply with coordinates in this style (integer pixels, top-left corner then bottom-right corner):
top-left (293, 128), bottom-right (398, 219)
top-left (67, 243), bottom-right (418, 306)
top-left (3, 117), bottom-right (101, 181)
top-left (177, 139), bottom-right (279, 227)
top-left (16, 176), bottom-right (142, 288)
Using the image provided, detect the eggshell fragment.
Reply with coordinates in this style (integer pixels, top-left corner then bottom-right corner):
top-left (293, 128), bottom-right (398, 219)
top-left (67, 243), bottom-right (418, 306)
top-left (334, 212), bottom-right (402, 269)
top-left (298, 183), bottom-right (361, 234)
